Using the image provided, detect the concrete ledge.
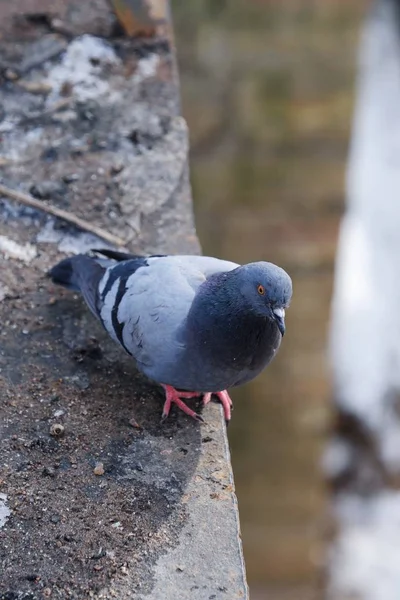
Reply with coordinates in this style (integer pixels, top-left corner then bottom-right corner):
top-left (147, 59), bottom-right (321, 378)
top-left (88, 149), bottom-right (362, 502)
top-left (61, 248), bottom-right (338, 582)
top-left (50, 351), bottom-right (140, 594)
top-left (0, 1), bottom-right (248, 598)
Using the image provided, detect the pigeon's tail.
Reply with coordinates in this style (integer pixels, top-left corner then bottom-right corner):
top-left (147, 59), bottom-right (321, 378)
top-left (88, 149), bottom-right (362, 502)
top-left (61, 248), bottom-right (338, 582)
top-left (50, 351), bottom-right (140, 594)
top-left (49, 255), bottom-right (105, 318)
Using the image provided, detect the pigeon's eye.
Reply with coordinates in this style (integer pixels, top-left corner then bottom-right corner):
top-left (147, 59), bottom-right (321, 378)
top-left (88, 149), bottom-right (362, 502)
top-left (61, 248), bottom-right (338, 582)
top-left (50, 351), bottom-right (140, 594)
top-left (257, 284), bottom-right (265, 295)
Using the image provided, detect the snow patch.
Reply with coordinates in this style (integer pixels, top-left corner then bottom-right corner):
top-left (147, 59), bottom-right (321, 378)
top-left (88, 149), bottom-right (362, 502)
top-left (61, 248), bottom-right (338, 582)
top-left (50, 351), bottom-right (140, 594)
top-left (329, 0), bottom-right (400, 469)
top-left (328, 491), bottom-right (400, 600)
top-left (45, 35), bottom-right (160, 106)
top-left (0, 494), bottom-right (10, 528)
top-left (37, 219), bottom-right (113, 255)
top-left (45, 35), bottom-right (120, 103)
top-left (321, 437), bottom-right (353, 479)
top-left (131, 53), bottom-right (159, 84)
top-left (328, 2), bottom-right (400, 597)
top-left (0, 235), bottom-right (37, 262)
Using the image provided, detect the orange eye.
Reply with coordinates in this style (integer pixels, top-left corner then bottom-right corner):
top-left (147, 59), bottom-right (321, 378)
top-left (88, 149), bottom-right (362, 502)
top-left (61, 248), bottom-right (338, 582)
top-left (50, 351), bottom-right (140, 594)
top-left (257, 284), bottom-right (265, 295)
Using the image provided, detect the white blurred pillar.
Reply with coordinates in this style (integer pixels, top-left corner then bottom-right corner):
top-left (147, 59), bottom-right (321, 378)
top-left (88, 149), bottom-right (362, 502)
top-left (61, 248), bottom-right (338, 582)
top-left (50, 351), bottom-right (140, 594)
top-left (327, 0), bottom-right (400, 598)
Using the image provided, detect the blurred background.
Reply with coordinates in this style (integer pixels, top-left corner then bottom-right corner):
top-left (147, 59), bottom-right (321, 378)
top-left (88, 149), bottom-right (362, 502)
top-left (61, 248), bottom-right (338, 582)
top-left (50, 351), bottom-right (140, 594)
top-left (173, 2), bottom-right (366, 599)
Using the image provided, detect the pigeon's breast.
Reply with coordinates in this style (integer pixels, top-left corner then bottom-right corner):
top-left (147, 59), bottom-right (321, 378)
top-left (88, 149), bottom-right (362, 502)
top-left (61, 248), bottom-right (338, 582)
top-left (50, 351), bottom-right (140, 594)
top-left (228, 318), bottom-right (282, 387)
top-left (163, 315), bottom-right (282, 392)
top-left (232, 336), bottom-right (281, 387)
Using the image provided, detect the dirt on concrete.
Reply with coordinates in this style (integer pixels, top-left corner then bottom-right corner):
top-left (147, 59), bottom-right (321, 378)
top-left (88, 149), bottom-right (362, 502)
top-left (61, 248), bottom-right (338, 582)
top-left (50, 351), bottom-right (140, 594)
top-left (0, 246), bottom-right (203, 598)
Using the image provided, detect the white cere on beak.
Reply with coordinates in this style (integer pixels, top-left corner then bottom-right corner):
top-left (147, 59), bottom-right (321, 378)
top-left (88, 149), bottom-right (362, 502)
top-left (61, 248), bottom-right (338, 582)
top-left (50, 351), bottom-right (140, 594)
top-left (273, 307), bottom-right (285, 319)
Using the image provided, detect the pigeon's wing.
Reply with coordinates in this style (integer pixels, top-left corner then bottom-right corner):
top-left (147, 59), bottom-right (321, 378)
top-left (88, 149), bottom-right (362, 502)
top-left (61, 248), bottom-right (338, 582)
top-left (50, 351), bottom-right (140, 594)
top-left (168, 255), bottom-right (240, 279)
top-left (93, 248), bottom-right (166, 263)
top-left (98, 255), bottom-right (240, 373)
top-left (94, 248), bottom-right (239, 278)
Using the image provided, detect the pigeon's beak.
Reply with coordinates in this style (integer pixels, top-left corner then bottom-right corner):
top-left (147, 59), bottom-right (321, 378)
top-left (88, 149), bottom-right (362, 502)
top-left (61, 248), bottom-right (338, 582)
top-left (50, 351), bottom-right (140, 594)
top-left (273, 307), bottom-right (285, 337)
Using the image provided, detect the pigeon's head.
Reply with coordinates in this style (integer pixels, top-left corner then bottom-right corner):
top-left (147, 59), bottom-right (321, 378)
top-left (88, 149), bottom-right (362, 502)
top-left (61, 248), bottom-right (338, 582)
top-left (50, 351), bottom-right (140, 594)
top-left (235, 262), bottom-right (292, 335)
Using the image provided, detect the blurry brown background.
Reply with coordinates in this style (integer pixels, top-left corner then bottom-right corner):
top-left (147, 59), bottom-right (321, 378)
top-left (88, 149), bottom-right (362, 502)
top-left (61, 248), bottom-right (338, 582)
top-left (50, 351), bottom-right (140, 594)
top-left (174, 1), bottom-right (366, 598)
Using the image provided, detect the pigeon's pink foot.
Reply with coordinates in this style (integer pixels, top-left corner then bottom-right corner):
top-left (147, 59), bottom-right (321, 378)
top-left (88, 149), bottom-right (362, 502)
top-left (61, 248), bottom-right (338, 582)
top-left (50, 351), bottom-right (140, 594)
top-left (161, 385), bottom-right (204, 423)
top-left (203, 390), bottom-right (233, 422)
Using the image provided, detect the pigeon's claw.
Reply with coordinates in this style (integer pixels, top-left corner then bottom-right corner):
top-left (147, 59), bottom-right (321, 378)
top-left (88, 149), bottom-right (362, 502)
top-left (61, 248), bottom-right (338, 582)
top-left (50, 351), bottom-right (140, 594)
top-left (203, 390), bottom-right (233, 422)
top-left (160, 386), bottom-right (233, 424)
top-left (161, 385), bottom-right (204, 423)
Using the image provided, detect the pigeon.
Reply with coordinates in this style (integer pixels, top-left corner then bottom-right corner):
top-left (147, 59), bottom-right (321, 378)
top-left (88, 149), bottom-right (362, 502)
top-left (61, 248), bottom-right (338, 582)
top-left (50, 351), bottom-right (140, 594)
top-left (49, 250), bottom-right (292, 423)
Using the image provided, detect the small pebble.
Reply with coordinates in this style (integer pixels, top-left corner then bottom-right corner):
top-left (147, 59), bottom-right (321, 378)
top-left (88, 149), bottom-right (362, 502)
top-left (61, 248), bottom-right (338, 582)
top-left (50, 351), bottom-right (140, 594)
top-left (93, 564), bottom-right (103, 571)
top-left (30, 180), bottom-right (67, 200)
top-left (110, 163), bottom-right (124, 176)
top-left (91, 548), bottom-right (105, 559)
top-left (50, 17), bottom-right (72, 35)
top-left (49, 423), bottom-right (64, 437)
top-left (50, 514), bottom-right (60, 524)
top-left (62, 173), bottom-right (79, 184)
top-left (4, 68), bottom-right (19, 81)
top-left (18, 80), bottom-right (52, 95)
top-left (42, 466), bottom-right (56, 478)
top-left (94, 462), bottom-right (105, 476)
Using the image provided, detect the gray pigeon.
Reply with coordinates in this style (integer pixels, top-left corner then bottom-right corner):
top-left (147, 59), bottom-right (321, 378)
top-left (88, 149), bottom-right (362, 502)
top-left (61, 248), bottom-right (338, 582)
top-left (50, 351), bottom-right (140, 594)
top-left (49, 250), bottom-right (292, 423)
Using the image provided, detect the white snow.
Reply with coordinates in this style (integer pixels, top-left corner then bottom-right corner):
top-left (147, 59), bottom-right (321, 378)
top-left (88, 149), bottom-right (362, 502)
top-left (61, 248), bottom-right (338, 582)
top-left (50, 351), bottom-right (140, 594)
top-left (321, 437), bottom-right (353, 479)
top-left (328, 2), bottom-right (400, 598)
top-left (45, 34), bottom-right (159, 105)
top-left (0, 235), bottom-right (37, 262)
top-left (329, 0), bottom-right (400, 470)
top-left (0, 494), bottom-right (10, 529)
top-left (328, 491), bottom-right (400, 600)
top-left (37, 219), bottom-right (109, 254)
top-left (45, 35), bottom-right (120, 103)
top-left (131, 53), bottom-right (159, 84)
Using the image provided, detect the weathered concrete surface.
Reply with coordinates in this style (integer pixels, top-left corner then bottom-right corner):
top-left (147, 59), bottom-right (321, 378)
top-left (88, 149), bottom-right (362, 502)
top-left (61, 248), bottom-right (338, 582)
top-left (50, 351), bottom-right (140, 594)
top-left (0, 2), bottom-right (248, 598)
